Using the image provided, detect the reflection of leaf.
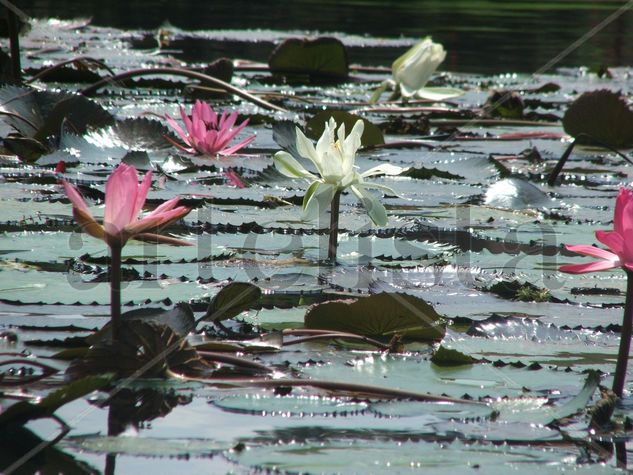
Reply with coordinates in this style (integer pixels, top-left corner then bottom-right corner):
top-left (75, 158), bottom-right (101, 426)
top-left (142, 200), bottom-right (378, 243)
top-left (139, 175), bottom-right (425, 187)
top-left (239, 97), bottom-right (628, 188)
top-left (67, 320), bottom-right (206, 380)
top-left (104, 388), bottom-right (192, 435)
top-left (0, 426), bottom-right (98, 474)
top-left (269, 37), bottom-right (348, 80)
top-left (563, 89), bottom-right (633, 147)
top-left (203, 282), bottom-right (262, 323)
top-left (0, 375), bottom-right (112, 428)
top-left (306, 110), bottom-right (385, 147)
top-left (431, 346), bottom-right (477, 366)
top-left (305, 293), bottom-right (445, 340)
top-left (88, 302), bottom-right (196, 345)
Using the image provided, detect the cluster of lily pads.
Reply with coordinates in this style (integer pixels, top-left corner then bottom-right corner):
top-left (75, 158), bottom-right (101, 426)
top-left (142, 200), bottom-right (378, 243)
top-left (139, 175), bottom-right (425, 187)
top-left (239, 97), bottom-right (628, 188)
top-left (3, 20), bottom-right (633, 472)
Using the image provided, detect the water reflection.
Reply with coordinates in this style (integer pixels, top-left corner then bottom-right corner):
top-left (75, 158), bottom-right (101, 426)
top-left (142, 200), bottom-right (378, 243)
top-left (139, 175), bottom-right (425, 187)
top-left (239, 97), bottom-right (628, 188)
top-left (20, 0), bottom-right (633, 73)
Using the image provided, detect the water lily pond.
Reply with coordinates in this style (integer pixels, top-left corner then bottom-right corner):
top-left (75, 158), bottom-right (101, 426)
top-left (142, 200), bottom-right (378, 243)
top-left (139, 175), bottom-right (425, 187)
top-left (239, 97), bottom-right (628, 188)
top-left (2, 3), bottom-right (633, 473)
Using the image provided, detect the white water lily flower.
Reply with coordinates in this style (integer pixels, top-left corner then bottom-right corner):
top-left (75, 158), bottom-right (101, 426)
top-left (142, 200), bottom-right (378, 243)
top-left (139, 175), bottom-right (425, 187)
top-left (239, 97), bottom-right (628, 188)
top-left (370, 37), bottom-right (462, 102)
top-left (273, 118), bottom-right (403, 226)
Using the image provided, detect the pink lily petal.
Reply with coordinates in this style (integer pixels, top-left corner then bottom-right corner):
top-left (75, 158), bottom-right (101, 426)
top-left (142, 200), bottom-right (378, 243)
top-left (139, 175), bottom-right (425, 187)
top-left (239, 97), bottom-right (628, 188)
top-left (164, 114), bottom-right (192, 147)
top-left (73, 206), bottom-right (106, 240)
top-left (595, 230), bottom-right (624, 256)
top-left (195, 100), bottom-right (213, 124)
top-left (133, 232), bottom-right (193, 247)
top-left (104, 164), bottom-right (139, 235)
top-left (146, 196), bottom-right (181, 217)
top-left (614, 188), bottom-right (633, 235)
top-left (131, 170), bottom-right (152, 222)
top-left (125, 205), bottom-right (189, 236)
top-left (180, 105), bottom-right (193, 136)
top-left (63, 181), bottom-right (91, 215)
top-left (216, 117), bottom-right (249, 151)
top-left (560, 259), bottom-right (620, 274)
top-left (218, 134), bottom-right (256, 156)
top-left (565, 244), bottom-right (620, 262)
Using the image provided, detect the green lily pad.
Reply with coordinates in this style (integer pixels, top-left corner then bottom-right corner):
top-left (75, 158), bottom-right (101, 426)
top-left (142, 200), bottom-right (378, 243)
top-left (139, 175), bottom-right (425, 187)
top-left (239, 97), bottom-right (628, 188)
top-left (563, 89), bottom-right (633, 147)
top-left (202, 282), bottom-right (262, 323)
top-left (431, 346), bottom-right (477, 367)
top-left (268, 37), bottom-right (348, 80)
top-left (304, 292), bottom-right (446, 340)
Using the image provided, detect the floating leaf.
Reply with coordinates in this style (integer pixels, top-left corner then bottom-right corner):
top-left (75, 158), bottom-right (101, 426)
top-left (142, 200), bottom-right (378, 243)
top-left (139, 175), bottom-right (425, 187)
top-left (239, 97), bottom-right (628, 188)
top-left (401, 166), bottom-right (463, 180)
top-left (272, 120), bottom-right (301, 160)
top-left (431, 345), bottom-right (477, 366)
top-left (87, 303), bottom-right (196, 345)
top-left (268, 37), bottom-right (348, 80)
top-left (0, 85), bottom-right (113, 139)
top-left (67, 320), bottom-right (206, 380)
top-left (212, 393), bottom-right (368, 417)
top-left (63, 434), bottom-right (227, 457)
top-left (304, 293), bottom-right (445, 340)
top-left (305, 110), bottom-right (384, 147)
top-left (202, 282), bottom-right (262, 323)
top-left (496, 370), bottom-right (599, 425)
top-left (563, 89), bottom-right (633, 147)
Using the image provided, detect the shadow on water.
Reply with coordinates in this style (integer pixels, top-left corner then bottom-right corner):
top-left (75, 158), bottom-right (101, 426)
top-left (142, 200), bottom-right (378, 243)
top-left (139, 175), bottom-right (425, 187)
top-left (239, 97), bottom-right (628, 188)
top-left (18, 0), bottom-right (633, 73)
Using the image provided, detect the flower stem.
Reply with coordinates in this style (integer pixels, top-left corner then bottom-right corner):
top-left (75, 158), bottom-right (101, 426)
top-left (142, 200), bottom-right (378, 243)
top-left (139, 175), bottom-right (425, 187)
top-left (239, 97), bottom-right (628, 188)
top-left (110, 243), bottom-right (122, 343)
top-left (328, 190), bottom-right (341, 263)
top-left (613, 269), bottom-right (633, 397)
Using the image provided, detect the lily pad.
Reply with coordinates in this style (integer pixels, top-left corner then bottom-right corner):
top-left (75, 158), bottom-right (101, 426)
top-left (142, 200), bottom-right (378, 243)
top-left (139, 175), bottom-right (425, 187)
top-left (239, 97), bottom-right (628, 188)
top-left (304, 292), bottom-right (446, 340)
top-left (431, 346), bottom-right (477, 367)
top-left (202, 282), bottom-right (262, 323)
top-left (563, 89), bottom-right (633, 147)
top-left (268, 37), bottom-right (348, 81)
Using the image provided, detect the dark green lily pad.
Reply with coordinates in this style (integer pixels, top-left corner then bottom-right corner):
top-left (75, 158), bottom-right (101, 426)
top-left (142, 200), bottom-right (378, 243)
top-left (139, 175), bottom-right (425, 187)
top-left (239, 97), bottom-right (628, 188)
top-left (563, 89), bottom-right (633, 147)
top-left (305, 110), bottom-right (385, 147)
top-left (431, 346), bottom-right (477, 367)
top-left (202, 282), bottom-right (262, 323)
top-left (304, 293), bottom-right (446, 340)
top-left (268, 37), bottom-right (348, 81)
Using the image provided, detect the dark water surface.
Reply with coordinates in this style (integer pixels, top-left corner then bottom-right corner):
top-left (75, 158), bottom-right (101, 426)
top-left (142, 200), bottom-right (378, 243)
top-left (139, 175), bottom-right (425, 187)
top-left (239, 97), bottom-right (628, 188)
top-left (18, 0), bottom-right (633, 73)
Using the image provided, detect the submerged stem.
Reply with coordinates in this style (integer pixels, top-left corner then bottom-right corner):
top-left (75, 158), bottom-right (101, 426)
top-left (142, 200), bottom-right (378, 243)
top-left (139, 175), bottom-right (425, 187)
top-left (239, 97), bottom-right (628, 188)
top-left (110, 244), bottom-right (122, 343)
top-left (328, 190), bottom-right (341, 263)
top-left (613, 269), bottom-right (633, 397)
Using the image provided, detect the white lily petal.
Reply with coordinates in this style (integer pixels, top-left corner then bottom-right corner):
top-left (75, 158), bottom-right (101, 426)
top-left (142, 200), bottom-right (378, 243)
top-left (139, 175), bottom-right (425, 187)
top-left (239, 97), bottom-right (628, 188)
top-left (414, 87), bottom-right (464, 101)
top-left (302, 182), bottom-right (336, 221)
top-left (361, 163), bottom-right (404, 178)
top-left (316, 118), bottom-right (336, 160)
top-left (393, 37), bottom-right (446, 97)
top-left (351, 185), bottom-right (388, 227)
top-left (273, 151), bottom-right (317, 180)
top-left (358, 180), bottom-right (400, 197)
top-left (341, 120), bottom-right (364, 170)
top-left (295, 128), bottom-right (323, 171)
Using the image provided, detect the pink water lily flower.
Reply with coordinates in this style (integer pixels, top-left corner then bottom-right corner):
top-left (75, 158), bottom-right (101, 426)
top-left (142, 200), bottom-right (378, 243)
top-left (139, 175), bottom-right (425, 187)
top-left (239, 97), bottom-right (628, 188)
top-left (560, 188), bottom-right (633, 274)
top-left (164, 100), bottom-right (256, 156)
top-left (63, 164), bottom-right (191, 248)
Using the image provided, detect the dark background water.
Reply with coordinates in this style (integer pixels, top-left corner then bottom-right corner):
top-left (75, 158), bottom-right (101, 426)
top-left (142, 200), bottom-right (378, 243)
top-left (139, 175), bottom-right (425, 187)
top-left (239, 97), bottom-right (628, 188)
top-left (14, 0), bottom-right (633, 73)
